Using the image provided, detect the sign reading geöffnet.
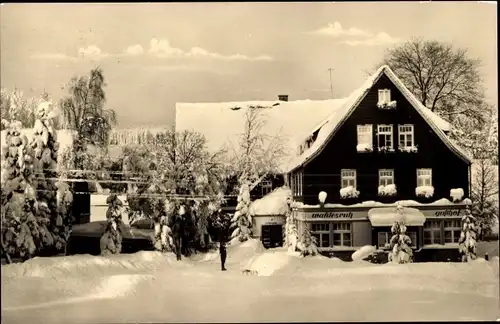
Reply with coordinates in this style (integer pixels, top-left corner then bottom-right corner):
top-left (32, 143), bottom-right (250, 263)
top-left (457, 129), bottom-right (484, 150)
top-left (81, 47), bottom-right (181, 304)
top-left (422, 208), bottom-right (465, 218)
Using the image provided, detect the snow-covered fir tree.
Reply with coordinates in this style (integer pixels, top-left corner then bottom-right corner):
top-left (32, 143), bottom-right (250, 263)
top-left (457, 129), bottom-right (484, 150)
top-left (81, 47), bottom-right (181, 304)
top-left (55, 181), bottom-right (73, 254)
top-left (283, 195), bottom-right (299, 252)
top-left (297, 228), bottom-right (318, 257)
top-left (459, 203), bottom-right (477, 262)
top-left (1, 120), bottom-right (52, 262)
top-left (30, 100), bottom-right (65, 253)
top-left (230, 183), bottom-right (252, 242)
top-left (100, 194), bottom-right (124, 255)
top-left (388, 221), bottom-right (413, 264)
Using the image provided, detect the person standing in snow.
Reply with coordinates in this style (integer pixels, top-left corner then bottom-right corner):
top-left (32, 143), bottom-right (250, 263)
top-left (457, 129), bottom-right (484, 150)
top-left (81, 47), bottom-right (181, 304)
top-left (219, 236), bottom-right (227, 271)
top-left (171, 205), bottom-right (186, 261)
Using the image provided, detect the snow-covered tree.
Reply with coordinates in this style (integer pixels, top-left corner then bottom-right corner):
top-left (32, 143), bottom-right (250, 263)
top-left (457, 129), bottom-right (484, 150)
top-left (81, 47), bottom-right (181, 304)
top-left (229, 106), bottom-right (286, 242)
top-left (459, 203), bottom-right (477, 262)
top-left (55, 181), bottom-right (73, 254)
top-left (30, 100), bottom-right (66, 253)
top-left (100, 194), bottom-right (124, 255)
top-left (230, 183), bottom-right (252, 241)
top-left (297, 228), bottom-right (319, 257)
top-left (1, 120), bottom-right (52, 262)
top-left (283, 195), bottom-right (299, 252)
top-left (0, 88), bottom-right (52, 130)
top-left (388, 222), bottom-right (413, 264)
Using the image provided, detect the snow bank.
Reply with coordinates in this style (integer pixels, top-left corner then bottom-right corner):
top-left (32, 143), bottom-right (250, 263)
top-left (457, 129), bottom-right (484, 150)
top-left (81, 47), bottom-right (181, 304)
top-left (351, 246), bottom-right (377, 261)
top-left (249, 186), bottom-right (291, 216)
top-left (356, 143), bottom-right (373, 152)
top-left (244, 248), bottom-right (294, 276)
top-left (294, 198), bottom-right (461, 209)
top-left (90, 274), bottom-right (152, 299)
top-left (368, 207), bottom-right (426, 226)
top-left (1, 251), bottom-right (177, 279)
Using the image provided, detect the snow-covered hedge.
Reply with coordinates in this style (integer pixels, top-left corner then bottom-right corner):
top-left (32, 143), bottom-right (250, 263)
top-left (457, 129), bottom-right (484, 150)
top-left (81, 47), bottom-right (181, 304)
top-left (356, 143), bottom-right (373, 152)
top-left (378, 184), bottom-right (397, 196)
top-left (398, 145), bottom-right (418, 153)
top-left (340, 186), bottom-right (360, 199)
top-left (415, 186), bottom-right (434, 198)
top-left (377, 100), bottom-right (397, 109)
top-left (450, 188), bottom-right (464, 202)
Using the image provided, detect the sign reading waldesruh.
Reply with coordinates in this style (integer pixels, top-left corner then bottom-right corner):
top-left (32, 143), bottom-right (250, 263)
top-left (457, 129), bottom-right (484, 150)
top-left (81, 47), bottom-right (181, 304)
top-left (298, 210), bottom-right (367, 221)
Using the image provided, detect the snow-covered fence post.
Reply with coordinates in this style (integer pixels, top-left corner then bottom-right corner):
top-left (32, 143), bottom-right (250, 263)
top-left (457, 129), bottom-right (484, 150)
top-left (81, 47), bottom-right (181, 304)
top-left (230, 183), bottom-right (252, 242)
top-left (458, 199), bottom-right (477, 262)
top-left (100, 194), bottom-right (124, 255)
top-left (388, 203), bottom-right (413, 264)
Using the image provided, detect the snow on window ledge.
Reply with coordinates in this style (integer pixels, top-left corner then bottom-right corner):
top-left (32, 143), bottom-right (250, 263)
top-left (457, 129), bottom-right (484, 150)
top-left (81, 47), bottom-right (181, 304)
top-left (398, 145), bottom-right (418, 153)
top-left (340, 186), bottom-right (360, 199)
top-left (377, 100), bottom-right (397, 110)
top-left (378, 146), bottom-right (395, 153)
top-left (450, 188), bottom-right (464, 202)
top-left (378, 184), bottom-right (397, 196)
top-left (356, 143), bottom-right (373, 152)
top-left (415, 186), bottom-right (434, 198)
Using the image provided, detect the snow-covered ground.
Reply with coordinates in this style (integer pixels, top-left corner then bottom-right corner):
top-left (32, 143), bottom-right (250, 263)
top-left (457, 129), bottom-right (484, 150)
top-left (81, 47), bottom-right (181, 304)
top-left (2, 239), bottom-right (499, 323)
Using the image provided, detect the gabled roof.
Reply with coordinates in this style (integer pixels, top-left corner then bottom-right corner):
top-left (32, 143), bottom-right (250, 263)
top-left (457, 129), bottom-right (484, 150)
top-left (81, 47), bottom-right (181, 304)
top-left (284, 65), bottom-right (472, 173)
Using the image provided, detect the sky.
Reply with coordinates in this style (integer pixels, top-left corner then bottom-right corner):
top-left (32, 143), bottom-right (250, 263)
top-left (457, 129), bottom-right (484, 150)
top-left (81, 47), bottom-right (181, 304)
top-left (1, 2), bottom-right (497, 128)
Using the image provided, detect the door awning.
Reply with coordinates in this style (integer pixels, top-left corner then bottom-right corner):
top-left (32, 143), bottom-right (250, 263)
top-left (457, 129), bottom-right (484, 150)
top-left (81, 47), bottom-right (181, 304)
top-left (368, 207), bottom-right (426, 227)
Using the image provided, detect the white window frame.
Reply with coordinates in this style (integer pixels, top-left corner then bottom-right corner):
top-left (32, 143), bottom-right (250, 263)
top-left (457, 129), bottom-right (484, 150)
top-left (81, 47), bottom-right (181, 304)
top-left (311, 223), bottom-right (330, 248)
top-left (398, 124), bottom-right (414, 148)
top-left (424, 220), bottom-right (441, 245)
top-left (407, 231), bottom-right (417, 248)
top-left (341, 169), bottom-right (356, 189)
top-left (261, 180), bottom-right (273, 196)
top-left (332, 222), bottom-right (352, 247)
top-left (357, 124), bottom-right (373, 150)
top-left (444, 220), bottom-right (461, 244)
top-left (417, 168), bottom-right (432, 187)
top-left (378, 89), bottom-right (391, 104)
top-left (377, 125), bottom-right (394, 150)
top-left (378, 169), bottom-right (394, 186)
top-left (377, 232), bottom-right (390, 249)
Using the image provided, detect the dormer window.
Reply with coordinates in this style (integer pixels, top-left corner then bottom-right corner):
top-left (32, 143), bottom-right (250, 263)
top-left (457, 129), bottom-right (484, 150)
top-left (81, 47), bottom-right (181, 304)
top-left (377, 89), bottom-right (397, 109)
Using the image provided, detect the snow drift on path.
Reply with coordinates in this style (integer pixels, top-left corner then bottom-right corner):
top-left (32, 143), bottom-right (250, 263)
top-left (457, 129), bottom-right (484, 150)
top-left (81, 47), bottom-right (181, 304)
top-left (351, 246), bottom-right (377, 261)
top-left (244, 248), bottom-right (298, 276)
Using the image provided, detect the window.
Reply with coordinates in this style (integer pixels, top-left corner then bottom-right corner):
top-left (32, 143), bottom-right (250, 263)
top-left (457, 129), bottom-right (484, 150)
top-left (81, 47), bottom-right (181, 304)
top-left (424, 220), bottom-right (441, 245)
top-left (408, 231), bottom-right (417, 248)
top-left (398, 125), bottom-right (414, 148)
top-left (357, 125), bottom-right (373, 151)
top-left (377, 232), bottom-right (390, 249)
top-left (311, 223), bottom-right (330, 248)
top-left (378, 89), bottom-right (391, 104)
top-left (417, 169), bottom-right (432, 187)
top-left (341, 169), bottom-right (356, 189)
top-left (444, 220), bottom-right (461, 244)
top-left (333, 223), bottom-right (352, 246)
top-left (377, 125), bottom-right (393, 150)
top-left (261, 180), bottom-right (272, 196)
top-left (379, 169), bottom-right (394, 186)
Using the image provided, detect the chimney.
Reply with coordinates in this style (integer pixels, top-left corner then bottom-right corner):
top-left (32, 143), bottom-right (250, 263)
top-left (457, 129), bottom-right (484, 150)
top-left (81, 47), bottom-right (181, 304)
top-left (278, 95), bottom-right (288, 102)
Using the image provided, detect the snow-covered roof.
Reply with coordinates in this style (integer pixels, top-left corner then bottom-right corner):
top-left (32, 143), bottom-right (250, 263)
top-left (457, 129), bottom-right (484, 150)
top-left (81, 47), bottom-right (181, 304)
top-left (175, 99), bottom-right (347, 171)
top-left (367, 207), bottom-right (426, 227)
top-left (285, 65), bottom-right (472, 173)
top-left (294, 198), bottom-right (465, 209)
top-left (249, 186), bottom-right (292, 216)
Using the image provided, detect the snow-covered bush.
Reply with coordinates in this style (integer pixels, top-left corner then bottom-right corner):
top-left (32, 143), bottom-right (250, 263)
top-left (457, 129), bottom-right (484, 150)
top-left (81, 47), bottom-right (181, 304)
top-left (1, 120), bottom-right (53, 262)
top-left (297, 228), bottom-right (318, 257)
top-left (415, 185), bottom-right (434, 198)
top-left (340, 186), bottom-right (360, 199)
top-left (388, 221), bottom-right (413, 264)
top-left (378, 184), bottom-right (397, 196)
top-left (100, 194), bottom-right (124, 255)
top-left (55, 181), bottom-right (73, 254)
top-left (231, 183), bottom-right (252, 242)
top-left (450, 188), bottom-right (464, 202)
top-left (398, 145), bottom-right (418, 153)
top-left (377, 100), bottom-right (397, 109)
top-left (458, 205), bottom-right (477, 262)
top-left (356, 143), bottom-right (373, 152)
top-left (352, 245), bottom-right (377, 261)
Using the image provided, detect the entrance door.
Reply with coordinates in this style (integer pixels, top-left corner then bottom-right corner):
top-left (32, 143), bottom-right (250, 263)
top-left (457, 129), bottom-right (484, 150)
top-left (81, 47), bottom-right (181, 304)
top-left (261, 224), bottom-right (283, 249)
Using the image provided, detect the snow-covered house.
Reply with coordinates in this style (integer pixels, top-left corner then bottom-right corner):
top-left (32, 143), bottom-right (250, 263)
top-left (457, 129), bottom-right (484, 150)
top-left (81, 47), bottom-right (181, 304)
top-left (284, 65), bottom-right (473, 260)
